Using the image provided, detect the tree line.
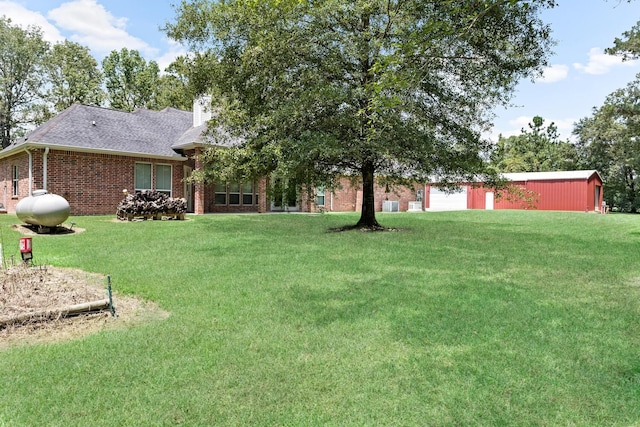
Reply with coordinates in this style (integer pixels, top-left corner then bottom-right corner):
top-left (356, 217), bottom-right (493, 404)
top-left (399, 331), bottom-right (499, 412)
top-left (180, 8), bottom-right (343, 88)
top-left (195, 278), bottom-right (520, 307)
top-left (0, 16), bottom-right (195, 149)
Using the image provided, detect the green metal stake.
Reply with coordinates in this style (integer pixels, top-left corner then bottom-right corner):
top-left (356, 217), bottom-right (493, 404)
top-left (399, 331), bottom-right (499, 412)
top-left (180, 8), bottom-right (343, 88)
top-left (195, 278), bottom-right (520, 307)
top-left (107, 275), bottom-right (118, 318)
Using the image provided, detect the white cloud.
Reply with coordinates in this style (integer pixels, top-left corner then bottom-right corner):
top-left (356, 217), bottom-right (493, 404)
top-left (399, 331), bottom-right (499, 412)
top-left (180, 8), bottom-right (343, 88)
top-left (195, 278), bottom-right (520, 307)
top-left (504, 116), bottom-right (532, 136)
top-left (573, 47), bottom-right (639, 75)
top-left (0, 1), bottom-right (64, 43)
top-left (47, 0), bottom-right (158, 57)
top-left (537, 64), bottom-right (569, 83)
top-left (0, 1), bottom-right (160, 58)
top-left (155, 38), bottom-right (187, 72)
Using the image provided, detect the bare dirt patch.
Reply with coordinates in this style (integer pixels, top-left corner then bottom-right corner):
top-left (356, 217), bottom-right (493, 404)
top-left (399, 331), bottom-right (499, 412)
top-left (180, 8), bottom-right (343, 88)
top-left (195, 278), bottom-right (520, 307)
top-left (0, 265), bottom-right (169, 350)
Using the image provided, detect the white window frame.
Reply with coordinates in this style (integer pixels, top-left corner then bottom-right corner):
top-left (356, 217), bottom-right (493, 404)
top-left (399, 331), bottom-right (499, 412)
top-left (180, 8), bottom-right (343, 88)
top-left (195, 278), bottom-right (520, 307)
top-left (155, 164), bottom-right (172, 196)
top-left (228, 182), bottom-right (241, 205)
top-left (316, 187), bottom-right (326, 207)
top-left (12, 165), bottom-right (19, 197)
top-left (214, 182), bottom-right (227, 205)
top-left (135, 162), bottom-right (152, 192)
top-left (242, 182), bottom-right (254, 205)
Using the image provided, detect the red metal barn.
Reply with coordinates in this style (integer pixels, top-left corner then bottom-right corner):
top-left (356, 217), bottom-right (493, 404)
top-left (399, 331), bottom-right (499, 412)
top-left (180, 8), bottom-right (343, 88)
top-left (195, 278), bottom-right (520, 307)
top-left (425, 170), bottom-right (604, 212)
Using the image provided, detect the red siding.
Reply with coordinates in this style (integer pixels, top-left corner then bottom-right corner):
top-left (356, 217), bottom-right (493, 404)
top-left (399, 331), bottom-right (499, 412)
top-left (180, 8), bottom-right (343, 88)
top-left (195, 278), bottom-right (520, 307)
top-left (467, 185), bottom-right (485, 210)
top-left (466, 173), bottom-right (604, 212)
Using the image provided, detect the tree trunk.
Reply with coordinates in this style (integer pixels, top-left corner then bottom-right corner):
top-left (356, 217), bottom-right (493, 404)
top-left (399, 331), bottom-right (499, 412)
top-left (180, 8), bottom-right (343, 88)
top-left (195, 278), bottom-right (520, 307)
top-left (356, 161), bottom-right (381, 228)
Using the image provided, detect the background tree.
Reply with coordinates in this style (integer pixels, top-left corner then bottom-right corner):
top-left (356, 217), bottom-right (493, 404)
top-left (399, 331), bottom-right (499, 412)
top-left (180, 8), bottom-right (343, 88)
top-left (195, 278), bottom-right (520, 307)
top-left (492, 116), bottom-right (578, 172)
top-left (102, 48), bottom-right (161, 111)
top-left (0, 17), bottom-right (50, 148)
top-left (155, 55), bottom-right (196, 111)
top-left (574, 74), bottom-right (640, 212)
top-left (166, 0), bottom-right (556, 228)
top-left (45, 40), bottom-right (104, 112)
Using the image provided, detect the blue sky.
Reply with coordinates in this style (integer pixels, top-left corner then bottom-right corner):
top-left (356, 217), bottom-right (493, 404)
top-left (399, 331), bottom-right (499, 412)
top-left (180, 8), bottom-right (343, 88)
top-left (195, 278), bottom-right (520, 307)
top-left (1, 0), bottom-right (639, 142)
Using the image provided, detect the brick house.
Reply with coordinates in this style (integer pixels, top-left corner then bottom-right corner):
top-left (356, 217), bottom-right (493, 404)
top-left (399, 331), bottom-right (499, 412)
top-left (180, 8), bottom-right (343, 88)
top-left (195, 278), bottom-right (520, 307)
top-left (0, 102), bottom-right (423, 216)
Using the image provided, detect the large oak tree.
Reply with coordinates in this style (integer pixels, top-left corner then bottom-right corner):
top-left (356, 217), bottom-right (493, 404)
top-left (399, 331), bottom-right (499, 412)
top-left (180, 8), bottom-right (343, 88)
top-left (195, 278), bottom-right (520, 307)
top-left (167, 0), bottom-right (556, 227)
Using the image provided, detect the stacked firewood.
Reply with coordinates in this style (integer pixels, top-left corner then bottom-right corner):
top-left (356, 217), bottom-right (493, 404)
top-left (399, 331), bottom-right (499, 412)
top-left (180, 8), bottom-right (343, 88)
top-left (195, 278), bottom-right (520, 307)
top-left (116, 190), bottom-right (187, 220)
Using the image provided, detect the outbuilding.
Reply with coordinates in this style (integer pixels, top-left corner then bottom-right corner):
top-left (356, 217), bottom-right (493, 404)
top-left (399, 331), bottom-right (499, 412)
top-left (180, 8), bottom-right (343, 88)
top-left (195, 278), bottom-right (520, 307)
top-left (425, 170), bottom-right (604, 212)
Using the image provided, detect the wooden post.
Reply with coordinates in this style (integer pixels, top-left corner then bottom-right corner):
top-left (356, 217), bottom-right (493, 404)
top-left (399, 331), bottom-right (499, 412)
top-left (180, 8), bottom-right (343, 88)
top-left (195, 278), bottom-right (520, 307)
top-left (0, 299), bottom-right (111, 329)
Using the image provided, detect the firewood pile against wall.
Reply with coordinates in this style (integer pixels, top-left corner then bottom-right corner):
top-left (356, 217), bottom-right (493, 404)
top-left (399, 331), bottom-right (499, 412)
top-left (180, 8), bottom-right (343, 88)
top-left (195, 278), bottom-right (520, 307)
top-left (116, 190), bottom-right (187, 221)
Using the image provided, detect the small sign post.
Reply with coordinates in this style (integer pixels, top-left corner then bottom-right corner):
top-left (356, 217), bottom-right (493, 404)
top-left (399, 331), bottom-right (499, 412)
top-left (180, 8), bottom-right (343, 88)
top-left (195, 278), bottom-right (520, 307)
top-left (19, 237), bottom-right (33, 263)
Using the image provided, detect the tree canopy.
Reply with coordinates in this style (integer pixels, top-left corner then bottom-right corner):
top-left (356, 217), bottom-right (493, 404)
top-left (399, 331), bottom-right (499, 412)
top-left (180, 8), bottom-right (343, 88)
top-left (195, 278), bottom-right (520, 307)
top-left (102, 48), bottom-right (162, 112)
top-left (574, 74), bottom-right (640, 212)
top-left (0, 17), bottom-right (49, 148)
top-left (45, 40), bottom-right (104, 112)
top-left (606, 14), bottom-right (640, 61)
top-left (492, 116), bottom-right (578, 172)
top-left (166, 0), bottom-right (556, 227)
top-left (155, 55), bottom-right (198, 111)
top-left (572, 2), bottom-right (640, 212)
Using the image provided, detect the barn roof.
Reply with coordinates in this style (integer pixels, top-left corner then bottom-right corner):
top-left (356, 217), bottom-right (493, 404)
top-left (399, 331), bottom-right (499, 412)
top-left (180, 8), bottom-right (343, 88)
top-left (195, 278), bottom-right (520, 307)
top-left (428, 170), bottom-right (603, 185)
top-left (502, 170), bottom-right (602, 182)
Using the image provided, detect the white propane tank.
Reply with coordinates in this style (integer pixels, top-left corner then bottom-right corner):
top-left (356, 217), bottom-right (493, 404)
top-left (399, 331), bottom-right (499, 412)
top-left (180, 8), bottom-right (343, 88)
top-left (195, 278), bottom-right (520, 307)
top-left (16, 190), bottom-right (70, 227)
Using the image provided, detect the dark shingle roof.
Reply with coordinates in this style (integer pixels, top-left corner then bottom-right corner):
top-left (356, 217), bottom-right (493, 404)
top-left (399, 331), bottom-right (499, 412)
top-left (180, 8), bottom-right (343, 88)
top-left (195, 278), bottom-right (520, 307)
top-left (173, 124), bottom-right (208, 150)
top-left (4, 104), bottom-right (194, 159)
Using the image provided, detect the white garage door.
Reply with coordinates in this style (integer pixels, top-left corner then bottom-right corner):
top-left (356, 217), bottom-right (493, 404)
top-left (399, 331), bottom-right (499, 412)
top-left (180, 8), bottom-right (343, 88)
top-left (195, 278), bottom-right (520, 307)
top-left (429, 186), bottom-right (468, 211)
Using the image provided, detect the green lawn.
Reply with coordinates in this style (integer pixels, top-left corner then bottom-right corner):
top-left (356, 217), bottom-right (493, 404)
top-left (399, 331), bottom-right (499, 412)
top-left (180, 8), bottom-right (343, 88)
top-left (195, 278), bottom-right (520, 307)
top-left (1, 210), bottom-right (639, 426)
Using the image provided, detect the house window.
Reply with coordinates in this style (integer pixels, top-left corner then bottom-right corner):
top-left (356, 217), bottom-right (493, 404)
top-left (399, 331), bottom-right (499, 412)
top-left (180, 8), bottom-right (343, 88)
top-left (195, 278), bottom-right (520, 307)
top-left (214, 182), bottom-right (227, 204)
top-left (156, 164), bottom-right (172, 196)
top-left (229, 182), bottom-right (240, 205)
top-left (316, 187), bottom-right (326, 206)
top-left (215, 182), bottom-right (256, 206)
top-left (12, 165), bottom-right (18, 196)
top-left (135, 163), bottom-right (152, 192)
top-left (242, 182), bottom-right (254, 205)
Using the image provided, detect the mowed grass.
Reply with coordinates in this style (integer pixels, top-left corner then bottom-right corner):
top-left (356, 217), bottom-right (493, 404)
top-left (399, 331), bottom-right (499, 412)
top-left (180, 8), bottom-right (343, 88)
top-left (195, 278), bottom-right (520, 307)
top-left (1, 210), bottom-right (639, 426)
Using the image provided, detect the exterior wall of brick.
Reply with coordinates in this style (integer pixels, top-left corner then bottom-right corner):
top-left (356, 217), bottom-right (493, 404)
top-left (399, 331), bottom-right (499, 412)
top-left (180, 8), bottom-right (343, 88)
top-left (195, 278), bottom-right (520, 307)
top-left (1, 148), bottom-right (425, 216)
top-left (171, 146), bottom-right (269, 215)
top-left (206, 181), bottom-right (260, 213)
top-left (190, 148), bottom-right (206, 214)
top-left (306, 177), bottom-right (424, 213)
top-left (257, 177), bottom-right (269, 213)
top-left (1, 148), bottom-right (194, 216)
top-left (48, 150), bottom-right (191, 215)
top-left (0, 151), bottom-right (32, 213)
